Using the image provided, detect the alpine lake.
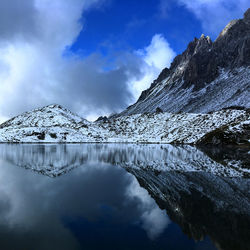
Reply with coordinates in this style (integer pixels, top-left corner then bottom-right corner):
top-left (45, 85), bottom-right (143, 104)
top-left (0, 143), bottom-right (249, 250)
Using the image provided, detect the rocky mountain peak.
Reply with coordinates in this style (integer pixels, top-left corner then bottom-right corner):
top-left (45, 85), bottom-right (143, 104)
top-left (244, 8), bottom-right (250, 23)
top-left (46, 104), bottom-right (64, 109)
top-left (194, 34), bottom-right (212, 54)
top-left (119, 9), bottom-right (250, 116)
top-left (166, 8), bottom-right (249, 85)
top-left (0, 104), bottom-right (89, 130)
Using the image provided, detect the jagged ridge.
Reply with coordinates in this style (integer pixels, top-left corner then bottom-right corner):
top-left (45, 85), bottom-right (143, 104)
top-left (120, 9), bottom-right (250, 116)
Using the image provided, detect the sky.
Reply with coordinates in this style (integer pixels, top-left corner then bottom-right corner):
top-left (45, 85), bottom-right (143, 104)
top-left (0, 0), bottom-right (248, 122)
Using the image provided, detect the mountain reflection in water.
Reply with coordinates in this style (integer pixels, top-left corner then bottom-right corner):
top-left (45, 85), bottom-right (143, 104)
top-left (0, 143), bottom-right (249, 250)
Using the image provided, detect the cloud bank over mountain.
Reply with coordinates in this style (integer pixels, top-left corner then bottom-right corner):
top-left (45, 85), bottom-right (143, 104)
top-left (0, 0), bottom-right (175, 121)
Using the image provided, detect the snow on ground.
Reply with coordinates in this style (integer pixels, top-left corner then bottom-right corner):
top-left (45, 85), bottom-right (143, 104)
top-left (120, 67), bottom-right (250, 116)
top-left (99, 109), bottom-right (249, 144)
top-left (0, 104), bottom-right (249, 144)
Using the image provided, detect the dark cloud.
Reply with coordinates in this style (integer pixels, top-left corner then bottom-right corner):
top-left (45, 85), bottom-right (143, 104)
top-left (55, 53), bottom-right (144, 116)
top-left (0, 0), bottom-right (38, 42)
top-left (0, 49), bottom-right (145, 120)
top-left (0, 0), bottom-right (145, 120)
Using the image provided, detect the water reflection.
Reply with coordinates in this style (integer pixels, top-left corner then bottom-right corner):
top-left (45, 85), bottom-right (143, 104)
top-left (0, 144), bottom-right (249, 250)
top-left (0, 144), bottom-right (248, 177)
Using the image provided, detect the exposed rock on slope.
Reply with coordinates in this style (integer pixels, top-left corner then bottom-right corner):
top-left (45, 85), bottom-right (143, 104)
top-left (0, 105), bottom-right (249, 144)
top-left (120, 9), bottom-right (250, 116)
top-left (197, 117), bottom-right (250, 145)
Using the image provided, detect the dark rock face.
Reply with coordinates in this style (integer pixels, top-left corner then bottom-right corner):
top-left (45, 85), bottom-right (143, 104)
top-left (197, 108), bottom-right (250, 146)
top-left (120, 9), bottom-right (250, 116)
top-left (197, 122), bottom-right (250, 146)
top-left (155, 107), bottom-right (163, 113)
top-left (179, 35), bottom-right (215, 90)
top-left (95, 116), bottom-right (109, 123)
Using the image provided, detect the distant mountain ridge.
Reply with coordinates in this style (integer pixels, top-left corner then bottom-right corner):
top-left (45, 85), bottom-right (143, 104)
top-left (0, 104), bottom-right (249, 145)
top-left (0, 104), bottom-right (103, 143)
top-left (119, 9), bottom-right (250, 116)
top-left (0, 104), bottom-right (90, 130)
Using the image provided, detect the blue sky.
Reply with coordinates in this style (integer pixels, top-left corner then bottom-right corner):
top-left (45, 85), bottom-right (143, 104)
top-left (0, 0), bottom-right (248, 121)
top-left (71, 0), bottom-right (203, 57)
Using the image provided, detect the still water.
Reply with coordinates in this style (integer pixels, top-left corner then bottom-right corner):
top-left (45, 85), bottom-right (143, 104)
top-left (0, 144), bottom-right (249, 250)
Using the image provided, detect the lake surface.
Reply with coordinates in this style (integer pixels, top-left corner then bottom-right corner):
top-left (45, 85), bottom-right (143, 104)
top-left (0, 144), bottom-right (249, 250)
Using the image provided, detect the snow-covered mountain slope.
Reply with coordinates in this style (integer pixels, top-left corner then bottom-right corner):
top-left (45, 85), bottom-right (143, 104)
top-left (0, 104), bottom-right (106, 143)
top-left (0, 104), bottom-right (90, 129)
top-left (119, 9), bottom-right (250, 116)
top-left (1, 12), bottom-right (249, 144)
top-left (99, 108), bottom-right (249, 144)
top-left (0, 105), bottom-right (249, 144)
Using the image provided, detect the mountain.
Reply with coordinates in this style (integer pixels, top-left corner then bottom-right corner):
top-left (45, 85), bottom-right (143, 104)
top-left (100, 107), bottom-right (249, 145)
top-left (0, 104), bottom-right (90, 129)
top-left (0, 104), bottom-right (249, 144)
top-left (119, 9), bottom-right (250, 116)
top-left (0, 104), bottom-right (106, 143)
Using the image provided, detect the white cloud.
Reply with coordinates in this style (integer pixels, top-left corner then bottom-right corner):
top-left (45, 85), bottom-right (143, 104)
top-left (0, 1), bottom-right (176, 123)
top-left (0, 0), bottom-right (129, 122)
top-left (34, 0), bottom-right (84, 50)
top-left (130, 34), bottom-right (176, 99)
top-left (0, 0), bottom-right (86, 121)
top-left (177, 0), bottom-right (249, 36)
top-left (143, 34), bottom-right (175, 70)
